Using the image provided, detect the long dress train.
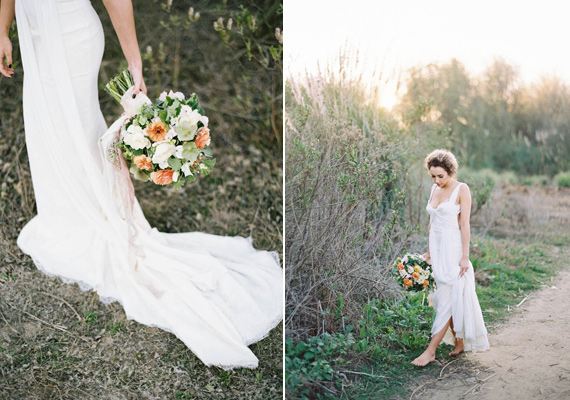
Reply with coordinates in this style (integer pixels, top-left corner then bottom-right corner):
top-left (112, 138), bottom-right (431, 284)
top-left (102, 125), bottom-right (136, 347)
top-left (14, 0), bottom-right (283, 369)
top-left (426, 182), bottom-right (489, 352)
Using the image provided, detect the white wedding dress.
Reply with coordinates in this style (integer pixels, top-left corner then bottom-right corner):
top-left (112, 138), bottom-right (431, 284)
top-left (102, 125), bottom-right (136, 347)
top-left (14, 0), bottom-right (283, 370)
top-left (426, 182), bottom-right (489, 352)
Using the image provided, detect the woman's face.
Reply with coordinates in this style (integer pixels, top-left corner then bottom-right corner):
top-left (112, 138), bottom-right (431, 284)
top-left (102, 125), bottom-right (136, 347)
top-left (429, 166), bottom-right (451, 188)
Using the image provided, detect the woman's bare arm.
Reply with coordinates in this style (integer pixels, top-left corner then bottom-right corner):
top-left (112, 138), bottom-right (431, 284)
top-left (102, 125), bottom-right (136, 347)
top-left (101, 0), bottom-right (146, 95)
top-left (458, 184), bottom-right (472, 277)
top-left (0, 0), bottom-right (15, 78)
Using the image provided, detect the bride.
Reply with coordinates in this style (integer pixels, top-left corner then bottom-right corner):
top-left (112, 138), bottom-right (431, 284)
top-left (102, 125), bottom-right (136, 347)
top-left (0, 0), bottom-right (283, 370)
top-left (412, 149), bottom-right (489, 367)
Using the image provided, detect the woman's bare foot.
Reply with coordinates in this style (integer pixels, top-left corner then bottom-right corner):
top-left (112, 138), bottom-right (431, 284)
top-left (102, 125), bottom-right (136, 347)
top-left (411, 350), bottom-right (436, 367)
top-left (449, 339), bottom-right (464, 356)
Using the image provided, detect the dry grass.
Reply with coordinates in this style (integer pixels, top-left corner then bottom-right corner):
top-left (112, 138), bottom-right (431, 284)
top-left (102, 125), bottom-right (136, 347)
top-left (285, 71), bottom-right (419, 341)
top-left (0, 1), bottom-right (282, 398)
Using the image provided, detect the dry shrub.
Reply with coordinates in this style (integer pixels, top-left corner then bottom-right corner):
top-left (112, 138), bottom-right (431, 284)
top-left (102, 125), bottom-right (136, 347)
top-left (285, 68), bottom-right (414, 340)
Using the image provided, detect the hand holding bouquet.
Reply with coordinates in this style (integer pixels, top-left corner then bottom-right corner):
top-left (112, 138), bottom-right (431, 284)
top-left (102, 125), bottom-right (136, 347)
top-left (393, 252), bottom-right (435, 293)
top-left (104, 70), bottom-right (215, 189)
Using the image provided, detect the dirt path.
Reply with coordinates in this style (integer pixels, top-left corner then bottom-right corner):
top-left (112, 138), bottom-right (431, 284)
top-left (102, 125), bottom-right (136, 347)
top-left (414, 265), bottom-right (570, 400)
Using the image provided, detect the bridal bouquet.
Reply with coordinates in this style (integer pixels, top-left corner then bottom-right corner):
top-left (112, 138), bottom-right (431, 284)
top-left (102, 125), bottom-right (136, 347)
top-left (104, 70), bottom-right (215, 189)
top-left (393, 253), bottom-right (435, 293)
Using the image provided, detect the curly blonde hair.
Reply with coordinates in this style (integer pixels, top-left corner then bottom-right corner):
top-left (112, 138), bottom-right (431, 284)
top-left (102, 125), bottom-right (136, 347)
top-left (424, 149), bottom-right (458, 176)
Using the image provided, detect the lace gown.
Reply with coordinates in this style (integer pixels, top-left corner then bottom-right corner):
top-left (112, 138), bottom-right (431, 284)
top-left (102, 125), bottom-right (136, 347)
top-left (426, 182), bottom-right (489, 352)
top-left (14, 0), bottom-right (283, 369)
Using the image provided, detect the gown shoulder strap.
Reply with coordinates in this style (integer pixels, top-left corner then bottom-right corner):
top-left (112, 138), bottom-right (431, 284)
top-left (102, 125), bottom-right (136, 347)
top-left (450, 182), bottom-right (463, 205)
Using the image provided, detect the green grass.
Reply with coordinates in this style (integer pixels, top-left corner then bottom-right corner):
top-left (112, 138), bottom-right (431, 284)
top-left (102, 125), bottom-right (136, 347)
top-left (286, 234), bottom-right (562, 399)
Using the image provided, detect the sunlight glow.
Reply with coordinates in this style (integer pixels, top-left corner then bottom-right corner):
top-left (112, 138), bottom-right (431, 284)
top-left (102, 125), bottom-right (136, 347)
top-left (285, 0), bottom-right (570, 109)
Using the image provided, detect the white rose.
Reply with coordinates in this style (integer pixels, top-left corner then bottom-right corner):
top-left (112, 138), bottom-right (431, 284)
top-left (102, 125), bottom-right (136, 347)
top-left (152, 142), bottom-right (175, 167)
top-left (127, 125), bottom-right (144, 135)
top-left (165, 128), bottom-right (177, 140)
top-left (168, 90), bottom-right (185, 101)
top-left (181, 162), bottom-right (193, 177)
top-left (174, 145), bottom-right (184, 159)
top-left (123, 126), bottom-right (151, 150)
top-left (159, 90), bottom-right (185, 102)
top-left (178, 105), bottom-right (202, 124)
top-left (399, 269), bottom-right (406, 277)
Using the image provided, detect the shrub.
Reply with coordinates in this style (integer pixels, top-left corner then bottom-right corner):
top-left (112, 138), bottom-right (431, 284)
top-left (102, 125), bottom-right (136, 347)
top-left (555, 171), bottom-right (570, 187)
top-left (456, 168), bottom-right (496, 214)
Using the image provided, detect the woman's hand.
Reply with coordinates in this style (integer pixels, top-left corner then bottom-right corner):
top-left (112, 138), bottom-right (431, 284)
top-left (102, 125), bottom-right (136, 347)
top-left (0, 35), bottom-right (14, 78)
top-left (128, 63), bottom-right (147, 96)
top-left (102, 0), bottom-right (146, 96)
top-left (422, 252), bottom-right (431, 265)
top-left (459, 256), bottom-right (469, 277)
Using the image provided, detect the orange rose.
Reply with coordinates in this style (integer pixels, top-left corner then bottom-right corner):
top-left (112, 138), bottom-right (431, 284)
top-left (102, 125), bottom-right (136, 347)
top-left (403, 278), bottom-right (412, 287)
top-left (423, 280), bottom-right (429, 287)
top-left (195, 127), bottom-right (210, 149)
top-left (146, 120), bottom-right (168, 142)
top-left (412, 272), bottom-right (420, 280)
top-left (133, 154), bottom-right (152, 171)
top-left (397, 263), bottom-right (404, 270)
top-left (150, 169), bottom-right (174, 185)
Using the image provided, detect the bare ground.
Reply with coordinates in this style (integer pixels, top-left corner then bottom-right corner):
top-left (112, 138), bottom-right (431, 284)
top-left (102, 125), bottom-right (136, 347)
top-left (410, 185), bottom-right (570, 400)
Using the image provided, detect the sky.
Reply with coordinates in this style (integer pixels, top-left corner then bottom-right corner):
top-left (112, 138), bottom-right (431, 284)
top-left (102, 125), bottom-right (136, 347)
top-left (285, 0), bottom-right (570, 108)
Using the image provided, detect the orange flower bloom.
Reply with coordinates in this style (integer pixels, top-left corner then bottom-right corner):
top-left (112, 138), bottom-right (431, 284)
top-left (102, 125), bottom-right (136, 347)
top-left (150, 169), bottom-right (174, 185)
top-left (397, 263), bottom-right (404, 270)
top-left (146, 120), bottom-right (168, 142)
top-left (133, 154), bottom-right (152, 171)
top-left (195, 127), bottom-right (210, 149)
top-left (423, 280), bottom-right (429, 287)
top-left (412, 272), bottom-right (420, 280)
top-left (403, 278), bottom-right (412, 287)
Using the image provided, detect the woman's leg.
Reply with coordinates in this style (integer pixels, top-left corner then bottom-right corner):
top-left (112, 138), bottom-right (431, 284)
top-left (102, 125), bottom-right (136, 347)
top-left (448, 318), bottom-right (464, 356)
top-left (411, 317), bottom-right (452, 367)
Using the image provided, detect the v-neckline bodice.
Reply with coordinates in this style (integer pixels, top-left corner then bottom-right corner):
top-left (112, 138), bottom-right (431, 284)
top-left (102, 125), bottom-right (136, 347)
top-left (428, 182), bottom-right (461, 210)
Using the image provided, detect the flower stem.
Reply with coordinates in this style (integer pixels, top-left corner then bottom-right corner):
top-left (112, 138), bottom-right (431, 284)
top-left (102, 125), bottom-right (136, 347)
top-left (104, 69), bottom-right (135, 103)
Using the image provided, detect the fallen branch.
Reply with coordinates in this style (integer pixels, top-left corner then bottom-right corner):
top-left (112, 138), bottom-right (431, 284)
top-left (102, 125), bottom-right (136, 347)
top-left (339, 370), bottom-right (390, 379)
top-left (39, 291), bottom-right (82, 321)
top-left (0, 308), bottom-right (18, 334)
top-left (7, 302), bottom-right (68, 333)
top-left (409, 371), bottom-right (456, 400)
top-left (516, 296), bottom-right (528, 307)
top-left (462, 372), bottom-right (497, 396)
top-left (440, 359), bottom-right (459, 378)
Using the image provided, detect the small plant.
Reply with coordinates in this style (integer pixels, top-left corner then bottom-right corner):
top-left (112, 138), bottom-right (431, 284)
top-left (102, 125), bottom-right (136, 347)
top-left (285, 331), bottom-right (355, 399)
top-left (83, 311), bottom-right (98, 324)
top-left (555, 171), bottom-right (570, 187)
top-left (108, 322), bottom-right (124, 334)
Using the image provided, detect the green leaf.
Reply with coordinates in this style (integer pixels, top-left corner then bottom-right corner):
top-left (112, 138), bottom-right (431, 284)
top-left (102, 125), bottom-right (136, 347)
top-left (171, 176), bottom-right (186, 190)
top-left (168, 100), bottom-right (181, 119)
top-left (181, 142), bottom-right (200, 162)
top-left (159, 110), bottom-right (168, 124)
top-left (200, 147), bottom-right (213, 158)
top-left (167, 157), bottom-right (182, 171)
top-left (129, 165), bottom-right (150, 182)
top-left (185, 173), bottom-right (197, 184)
top-left (175, 121), bottom-right (197, 141)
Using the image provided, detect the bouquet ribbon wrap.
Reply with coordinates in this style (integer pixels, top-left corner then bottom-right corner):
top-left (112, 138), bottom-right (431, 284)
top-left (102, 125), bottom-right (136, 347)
top-left (98, 87), bottom-right (162, 296)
